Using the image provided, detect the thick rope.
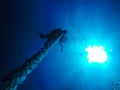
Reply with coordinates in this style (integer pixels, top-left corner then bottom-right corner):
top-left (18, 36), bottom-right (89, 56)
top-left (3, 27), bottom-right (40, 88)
top-left (0, 29), bottom-right (65, 90)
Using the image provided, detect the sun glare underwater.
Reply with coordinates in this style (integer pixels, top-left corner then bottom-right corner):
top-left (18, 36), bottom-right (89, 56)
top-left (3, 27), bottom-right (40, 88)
top-left (85, 45), bottom-right (107, 63)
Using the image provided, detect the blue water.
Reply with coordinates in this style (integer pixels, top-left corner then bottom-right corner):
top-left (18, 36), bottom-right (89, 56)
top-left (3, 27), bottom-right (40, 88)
top-left (1, 0), bottom-right (120, 90)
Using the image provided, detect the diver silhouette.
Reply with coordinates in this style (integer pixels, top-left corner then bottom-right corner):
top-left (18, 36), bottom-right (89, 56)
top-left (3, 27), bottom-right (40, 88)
top-left (39, 28), bottom-right (68, 51)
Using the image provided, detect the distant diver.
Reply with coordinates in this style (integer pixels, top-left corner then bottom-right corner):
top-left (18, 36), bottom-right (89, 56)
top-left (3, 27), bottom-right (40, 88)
top-left (39, 28), bottom-right (68, 52)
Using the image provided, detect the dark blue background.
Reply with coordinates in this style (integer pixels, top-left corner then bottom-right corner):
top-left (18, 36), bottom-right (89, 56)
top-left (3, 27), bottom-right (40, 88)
top-left (1, 0), bottom-right (120, 90)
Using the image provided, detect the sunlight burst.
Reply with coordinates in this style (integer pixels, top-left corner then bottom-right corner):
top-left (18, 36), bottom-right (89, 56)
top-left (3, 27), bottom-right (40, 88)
top-left (85, 45), bottom-right (107, 63)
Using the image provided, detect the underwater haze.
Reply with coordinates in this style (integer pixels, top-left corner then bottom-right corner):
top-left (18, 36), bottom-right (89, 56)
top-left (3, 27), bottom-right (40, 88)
top-left (1, 0), bottom-right (120, 90)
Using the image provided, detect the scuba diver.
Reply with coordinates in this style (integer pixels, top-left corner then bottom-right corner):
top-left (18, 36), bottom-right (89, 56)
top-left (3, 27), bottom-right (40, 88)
top-left (39, 28), bottom-right (68, 52)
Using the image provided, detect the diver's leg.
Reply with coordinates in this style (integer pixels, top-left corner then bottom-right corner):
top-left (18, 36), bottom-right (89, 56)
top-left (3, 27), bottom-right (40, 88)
top-left (59, 42), bottom-right (63, 52)
top-left (60, 44), bottom-right (63, 52)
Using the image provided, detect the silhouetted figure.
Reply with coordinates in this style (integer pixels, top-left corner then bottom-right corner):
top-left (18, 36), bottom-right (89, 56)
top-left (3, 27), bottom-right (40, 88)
top-left (59, 33), bottom-right (68, 52)
top-left (40, 28), bottom-right (68, 49)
